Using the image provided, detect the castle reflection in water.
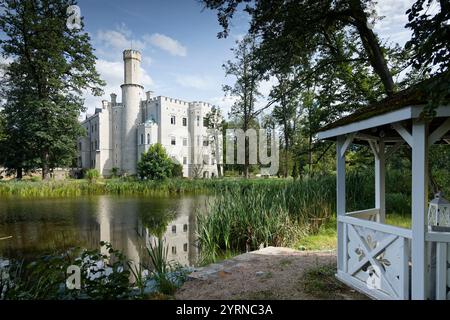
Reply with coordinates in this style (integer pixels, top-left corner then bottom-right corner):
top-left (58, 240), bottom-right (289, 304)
top-left (0, 195), bottom-right (208, 268)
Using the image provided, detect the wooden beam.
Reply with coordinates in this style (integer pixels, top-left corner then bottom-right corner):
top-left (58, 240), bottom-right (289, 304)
top-left (368, 140), bottom-right (379, 159)
top-left (340, 133), bottom-right (356, 157)
top-left (336, 136), bottom-right (346, 273)
top-left (411, 120), bottom-right (429, 300)
top-left (429, 118), bottom-right (450, 145)
top-left (375, 138), bottom-right (386, 223)
top-left (355, 133), bottom-right (379, 141)
top-left (393, 123), bottom-right (413, 147)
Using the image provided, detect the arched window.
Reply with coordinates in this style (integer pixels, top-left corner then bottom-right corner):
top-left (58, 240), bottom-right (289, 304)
top-left (147, 133), bottom-right (150, 144)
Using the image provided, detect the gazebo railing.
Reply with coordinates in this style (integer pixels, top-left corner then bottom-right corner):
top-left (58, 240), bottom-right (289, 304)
top-left (346, 208), bottom-right (380, 222)
top-left (337, 213), bottom-right (412, 300)
top-left (426, 231), bottom-right (450, 300)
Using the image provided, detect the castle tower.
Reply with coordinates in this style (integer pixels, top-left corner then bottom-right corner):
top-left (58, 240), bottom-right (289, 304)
top-left (121, 50), bottom-right (143, 174)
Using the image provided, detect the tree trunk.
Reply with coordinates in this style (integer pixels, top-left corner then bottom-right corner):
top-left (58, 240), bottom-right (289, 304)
top-left (349, 0), bottom-right (395, 96)
top-left (41, 151), bottom-right (50, 180)
top-left (16, 167), bottom-right (23, 180)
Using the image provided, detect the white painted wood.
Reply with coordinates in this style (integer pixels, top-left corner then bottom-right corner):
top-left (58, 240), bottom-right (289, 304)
top-left (336, 136), bottom-right (347, 272)
top-left (401, 238), bottom-right (411, 300)
top-left (426, 231), bottom-right (450, 243)
top-left (346, 208), bottom-right (379, 221)
top-left (318, 107), bottom-right (415, 140)
top-left (411, 120), bottom-right (429, 300)
top-left (429, 118), bottom-right (450, 145)
top-left (339, 215), bottom-right (413, 239)
top-left (393, 122), bottom-right (413, 147)
top-left (340, 133), bottom-right (356, 157)
top-left (368, 140), bottom-right (379, 159)
top-left (343, 223), bottom-right (348, 273)
top-left (336, 270), bottom-right (394, 300)
top-left (411, 105), bottom-right (450, 118)
top-left (375, 138), bottom-right (386, 223)
top-left (436, 242), bottom-right (447, 300)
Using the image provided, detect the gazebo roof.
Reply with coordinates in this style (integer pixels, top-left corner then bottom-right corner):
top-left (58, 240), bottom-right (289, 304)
top-left (317, 78), bottom-right (450, 142)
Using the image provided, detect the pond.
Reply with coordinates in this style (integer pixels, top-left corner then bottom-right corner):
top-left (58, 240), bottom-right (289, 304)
top-left (0, 195), bottom-right (210, 270)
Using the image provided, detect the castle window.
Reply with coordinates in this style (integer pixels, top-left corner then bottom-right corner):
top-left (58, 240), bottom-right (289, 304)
top-left (183, 224), bottom-right (188, 232)
top-left (182, 117), bottom-right (187, 126)
top-left (171, 115), bottom-right (176, 125)
top-left (140, 134), bottom-right (144, 145)
top-left (183, 243), bottom-right (188, 252)
top-left (147, 134), bottom-right (150, 144)
top-left (95, 140), bottom-right (98, 150)
top-left (91, 125), bottom-right (94, 133)
top-left (183, 138), bottom-right (187, 146)
top-left (172, 225), bottom-right (176, 234)
top-left (203, 118), bottom-right (208, 127)
top-left (196, 116), bottom-right (200, 127)
top-left (171, 137), bottom-right (176, 145)
top-left (203, 137), bottom-right (209, 147)
top-left (78, 142), bottom-right (82, 151)
top-left (183, 157), bottom-right (187, 165)
top-left (172, 246), bottom-right (177, 254)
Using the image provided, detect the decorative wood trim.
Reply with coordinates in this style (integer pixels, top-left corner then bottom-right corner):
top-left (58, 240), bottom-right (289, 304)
top-left (429, 118), bottom-right (450, 145)
top-left (392, 123), bottom-right (413, 147)
top-left (336, 271), bottom-right (395, 300)
top-left (340, 133), bottom-right (356, 157)
top-left (338, 215), bottom-right (413, 239)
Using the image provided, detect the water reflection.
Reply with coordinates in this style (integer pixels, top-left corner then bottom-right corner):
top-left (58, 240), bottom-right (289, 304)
top-left (0, 195), bottom-right (208, 268)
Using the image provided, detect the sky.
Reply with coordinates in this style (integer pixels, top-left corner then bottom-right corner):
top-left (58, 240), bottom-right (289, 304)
top-left (1, 0), bottom-right (418, 116)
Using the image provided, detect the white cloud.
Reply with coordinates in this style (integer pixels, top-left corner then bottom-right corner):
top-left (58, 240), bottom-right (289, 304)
top-left (82, 58), bottom-right (154, 115)
top-left (96, 29), bottom-right (145, 51)
top-left (373, 0), bottom-right (415, 45)
top-left (210, 95), bottom-right (238, 118)
top-left (145, 33), bottom-right (187, 57)
top-left (175, 74), bottom-right (213, 90)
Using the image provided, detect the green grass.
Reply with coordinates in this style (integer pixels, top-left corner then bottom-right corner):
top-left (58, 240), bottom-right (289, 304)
top-left (299, 264), bottom-right (367, 299)
top-left (295, 213), bottom-right (412, 252)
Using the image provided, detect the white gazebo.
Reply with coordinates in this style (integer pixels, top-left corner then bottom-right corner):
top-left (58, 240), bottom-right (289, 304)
top-left (318, 88), bottom-right (450, 300)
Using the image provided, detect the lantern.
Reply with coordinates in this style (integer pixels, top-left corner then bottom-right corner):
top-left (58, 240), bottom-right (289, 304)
top-left (427, 192), bottom-right (450, 232)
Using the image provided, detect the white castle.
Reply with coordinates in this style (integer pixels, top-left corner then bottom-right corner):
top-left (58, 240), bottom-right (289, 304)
top-left (77, 49), bottom-right (218, 178)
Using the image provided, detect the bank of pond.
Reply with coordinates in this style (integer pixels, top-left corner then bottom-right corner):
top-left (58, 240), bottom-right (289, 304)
top-left (0, 170), bottom-right (423, 299)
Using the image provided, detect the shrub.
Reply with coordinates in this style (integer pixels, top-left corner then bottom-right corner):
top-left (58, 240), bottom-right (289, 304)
top-left (86, 169), bottom-right (100, 183)
top-left (171, 162), bottom-right (183, 178)
top-left (137, 144), bottom-right (173, 180)
top-left (110, 167), bottom-right (120, 178)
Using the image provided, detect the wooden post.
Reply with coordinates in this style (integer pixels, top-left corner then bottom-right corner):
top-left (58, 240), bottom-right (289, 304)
top-left (375, 138), bottom-right (386, 223)
top-left (411, 120), bottom-right (429, 300)
top-left (337, 136), bottom-right (346, 272)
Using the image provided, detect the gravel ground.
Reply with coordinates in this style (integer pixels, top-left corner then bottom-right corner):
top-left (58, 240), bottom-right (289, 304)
top-left (175, 247), bottom-right (367, 300)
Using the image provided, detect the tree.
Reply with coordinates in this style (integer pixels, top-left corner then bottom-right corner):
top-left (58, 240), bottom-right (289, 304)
top-left (270, 73), bottom-right (299, 177)
top-left (406, 0), bottom-right (450, 114)
top-left (223, 36), bottom-right (262, 178)
top-left (202, 0), bottom-right (397, 97)
top-left (204, 105), bottom-right (224, 177)
top-left (0, 0), bottom-right (104, 179)
top-left (137, 143), bottom-right (174, 180)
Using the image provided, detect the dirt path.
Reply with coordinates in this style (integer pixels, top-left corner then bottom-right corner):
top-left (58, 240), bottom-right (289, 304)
top-left (175, 247), bottom-right (367, 300)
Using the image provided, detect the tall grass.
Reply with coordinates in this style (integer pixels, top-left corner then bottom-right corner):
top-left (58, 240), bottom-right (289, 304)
top-left (197, 170), bottom-right (415, 264)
